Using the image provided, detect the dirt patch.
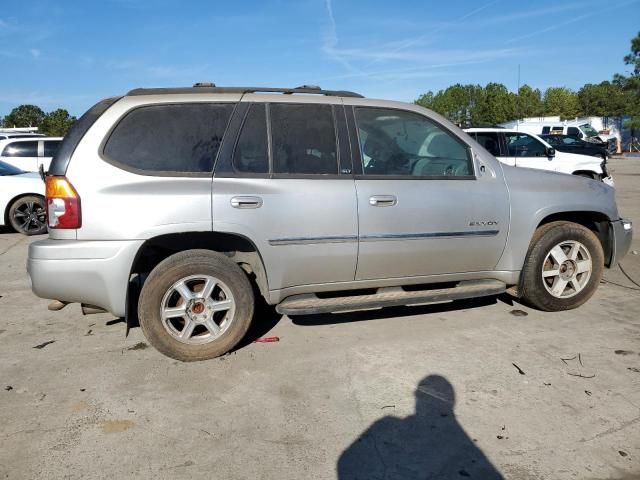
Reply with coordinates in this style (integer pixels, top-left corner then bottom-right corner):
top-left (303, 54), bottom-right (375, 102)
top-left (101, 420), bottom-right (134, 433)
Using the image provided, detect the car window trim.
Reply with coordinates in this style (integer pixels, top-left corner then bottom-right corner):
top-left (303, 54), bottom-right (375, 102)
top-left (99, 101), bottom-right (238, 178)
top-left (350, 106), bottom-right (476, 180)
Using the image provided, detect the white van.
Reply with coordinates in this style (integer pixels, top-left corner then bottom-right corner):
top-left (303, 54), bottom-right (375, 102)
top-left (464, 128), bottom-right (613, 186)
top-left (499, 119), bottom-right (615, 144)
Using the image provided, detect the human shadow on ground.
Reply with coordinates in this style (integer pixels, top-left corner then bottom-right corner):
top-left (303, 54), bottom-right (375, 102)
top-left (337, 375), bottom-right (504, 480)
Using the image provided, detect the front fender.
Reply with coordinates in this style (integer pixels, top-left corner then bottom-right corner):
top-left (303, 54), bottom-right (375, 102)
top-left (497, 167), bottom-right (618, 271)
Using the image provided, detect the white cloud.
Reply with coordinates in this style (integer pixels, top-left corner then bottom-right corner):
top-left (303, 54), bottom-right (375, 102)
top-left (321, 0), bottom-right (361, 73)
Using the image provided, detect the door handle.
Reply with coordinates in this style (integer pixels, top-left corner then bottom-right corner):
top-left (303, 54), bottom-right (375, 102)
top-left (369, 195), bottom-right (397, 207)
top-left (231, 196), bottom-right (263, 209)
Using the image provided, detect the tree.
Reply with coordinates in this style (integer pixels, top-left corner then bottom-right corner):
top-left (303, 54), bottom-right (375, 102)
top-left (2, 105), bottom-right (46, 129)
top-left (616, 32), bottom-right (640, 138)
top-left (473, 83), bottom-right (516, 125)
top-left (578, 81), bottom-right (627, 117)
top-left (41, 109), bottom-right (76, 136)
top-left (542, 87), bottom-right (580, 118)
top-left (623, 31), bottom-right (640, 76)
top-left (416, 84), bottom-right (482, 126)
top-left (516, 84), bottom-right (543, 118)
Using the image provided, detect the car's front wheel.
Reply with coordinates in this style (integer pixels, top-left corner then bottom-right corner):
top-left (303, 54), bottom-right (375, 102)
top-left (8, 195), bottom-right (47, 235)
top-left (519, 221), bottom-right (604, 311)
top-left (138, 250), bottom-right (255, 361)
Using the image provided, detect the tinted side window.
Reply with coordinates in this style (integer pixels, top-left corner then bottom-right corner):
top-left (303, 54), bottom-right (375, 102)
top-left (104, 103), bottom-right (234, 173)
top-left (567, 127), bottom-right (580, 137)
top-left (270, 104), bottom-right (338, 174)
top-left (233, 104), bottom-right (268, 174)
top-left (2, 141), bottom-right (38, 157)
top-left (44, 141), bottom-right (61, 157)
top-left (542, 127), bottom-right (551, 134)
top-left (474, 132), bottom-right (501, 156)
top-left (505, 133), bottom-right (546, 157)
top-left (355, 107), bottom-right (472, 177)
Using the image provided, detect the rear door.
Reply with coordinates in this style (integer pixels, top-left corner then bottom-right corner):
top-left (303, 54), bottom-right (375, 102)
top-left (504, 132), bottom-right (556, 172)
top-left (349, 105), bottom-right (509, 280)
top-left (0, 140), bottom-right (39, 171)
top-left (212, 96), bottom-right (358, 292)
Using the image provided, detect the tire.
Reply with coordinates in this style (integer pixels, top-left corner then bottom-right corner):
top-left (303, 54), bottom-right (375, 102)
top-left (8, 195), bottom-right (47, 235)
top-left (519, 221), bottom-right (604, 311)
top-left (138, 249), bottom-right (255, 361)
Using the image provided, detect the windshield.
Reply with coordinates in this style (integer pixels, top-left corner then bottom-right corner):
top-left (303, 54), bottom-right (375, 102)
top-left (0, 160), bottom-right (24, 176)
top-left (580, 123), bottom-right (599, 137)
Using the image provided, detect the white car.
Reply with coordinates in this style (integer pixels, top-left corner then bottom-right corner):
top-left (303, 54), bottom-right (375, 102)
top-left (0, 160), bottom-right (46, 235)
top-left (464, 128), bottom-right (613, 186)
top-left (0, 136), bottom-right (62, 172)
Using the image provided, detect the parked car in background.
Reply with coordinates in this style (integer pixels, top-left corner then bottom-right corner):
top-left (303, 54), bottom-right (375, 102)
top-left (0, 160), bottom-right (46, 235)
top-left (27, 84), bottom-right (632, 361)
top-left (540, 134), bottom-right (609, 160)
top-left (0, 127), bottom-right (44, 141)
top-left (0, 133), bottom-right (44, 140)
top-left (464, 128), bottom-right (612, 184)
top-left (0, 137), bottom-right (62, 172)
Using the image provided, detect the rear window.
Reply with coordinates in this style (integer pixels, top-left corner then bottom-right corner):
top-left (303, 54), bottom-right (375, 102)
top-left (233, 104), bottom-right (268, 174)
top-left (270, 103), bottom-right (338, 175)
top-left (103, 103), bottom-right (234, 174)
top-left (2, 141), bottom-right (38, 157)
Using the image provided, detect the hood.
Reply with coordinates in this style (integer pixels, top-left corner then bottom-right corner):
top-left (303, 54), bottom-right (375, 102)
top-left (502, 163), bottom-right (618, 221)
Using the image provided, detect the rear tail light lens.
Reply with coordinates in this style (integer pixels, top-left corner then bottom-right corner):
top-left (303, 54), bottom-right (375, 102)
top-left (45, 176), bottom-right (81, 229)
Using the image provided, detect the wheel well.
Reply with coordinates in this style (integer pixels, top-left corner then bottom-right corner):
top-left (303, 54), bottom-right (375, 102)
top-left (129, 232), bottom-right (269, 301)
top-left (572, 170), bottom-right (598, 179)
top-left (537, 211), bottom-right (613, 266)
top-left (4, 193), bottom-right (44, 226)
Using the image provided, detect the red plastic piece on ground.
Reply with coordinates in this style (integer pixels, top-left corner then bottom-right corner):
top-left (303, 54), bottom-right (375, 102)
top-left (253, 336), bottom-right (280, 343)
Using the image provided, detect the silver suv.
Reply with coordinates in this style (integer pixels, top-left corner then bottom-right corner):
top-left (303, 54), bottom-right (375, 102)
top-left (27, 84), bottom-right (633, 361)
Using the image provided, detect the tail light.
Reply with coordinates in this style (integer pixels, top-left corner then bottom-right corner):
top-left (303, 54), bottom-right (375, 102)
top-left (45, 176), bottom-right (81, 229)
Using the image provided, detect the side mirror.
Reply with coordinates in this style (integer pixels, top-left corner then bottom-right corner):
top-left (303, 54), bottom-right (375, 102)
top-left (545, 146), bottom-right (555, 157)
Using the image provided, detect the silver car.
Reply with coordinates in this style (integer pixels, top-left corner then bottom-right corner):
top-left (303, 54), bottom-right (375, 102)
top-left (27, 84), bottom-right (633, 361)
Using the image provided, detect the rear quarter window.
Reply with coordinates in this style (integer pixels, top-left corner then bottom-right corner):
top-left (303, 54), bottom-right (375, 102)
top-left (103, 103), bottom-right (235, 174)
top-left (2, 141), bottom-right (38, 157)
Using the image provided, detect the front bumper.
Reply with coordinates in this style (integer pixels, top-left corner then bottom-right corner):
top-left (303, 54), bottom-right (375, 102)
top-left (609, 219), bottom-right (633, 267)
top-left (27, 239), bottom-right (144, 318)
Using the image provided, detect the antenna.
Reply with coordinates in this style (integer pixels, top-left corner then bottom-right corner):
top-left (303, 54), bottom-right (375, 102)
top-left (516, 64), bottom-right (521, 131)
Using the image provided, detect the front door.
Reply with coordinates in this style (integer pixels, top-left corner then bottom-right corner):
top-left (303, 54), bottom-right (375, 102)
top-left (213, 98), bottom-right (358, 291)
top-left (349, 106), bottom-right (509, 280)
top-left (504, 132), bottom-right (556, 172)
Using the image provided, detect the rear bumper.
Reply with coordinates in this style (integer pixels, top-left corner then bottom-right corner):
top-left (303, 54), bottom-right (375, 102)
top-left (27, 239), bottom-right (143, 317)
top-left (609, 219), bottom-right (633, 267)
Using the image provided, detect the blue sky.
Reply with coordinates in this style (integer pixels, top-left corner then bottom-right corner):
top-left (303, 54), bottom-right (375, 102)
top-left (1, 0), bottom-right (639, 117)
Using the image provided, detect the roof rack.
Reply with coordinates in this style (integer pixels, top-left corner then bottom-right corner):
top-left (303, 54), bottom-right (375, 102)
top-left (126, 83), bottom-right (364, 98)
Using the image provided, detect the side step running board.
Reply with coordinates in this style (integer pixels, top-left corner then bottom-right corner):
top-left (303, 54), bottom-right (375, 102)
top-left (276, 280), bottom-right (507, 316)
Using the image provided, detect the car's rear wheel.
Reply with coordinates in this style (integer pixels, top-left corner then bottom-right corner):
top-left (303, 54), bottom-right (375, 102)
top-left (8, 195), bottom-right (47, 235)
top-left (519, 221), bottom-right (604, 311)
top-left (138, 249), bottom-right (254, 361)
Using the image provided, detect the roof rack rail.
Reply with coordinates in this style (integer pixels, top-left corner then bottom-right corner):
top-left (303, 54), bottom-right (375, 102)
top-left (126, 85), bottom-right (364, 98)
